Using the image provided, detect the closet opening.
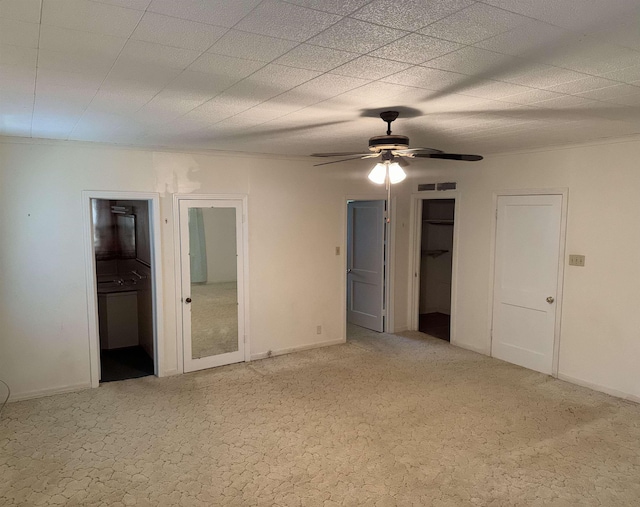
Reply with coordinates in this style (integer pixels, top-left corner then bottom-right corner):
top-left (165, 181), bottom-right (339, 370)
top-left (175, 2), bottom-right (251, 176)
top-left (418, 199), bottom-right (455, 341)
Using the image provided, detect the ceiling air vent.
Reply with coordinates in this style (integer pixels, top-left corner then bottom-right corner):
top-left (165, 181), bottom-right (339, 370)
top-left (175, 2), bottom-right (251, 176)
top-left (418, 182), bottom-right (457, 191)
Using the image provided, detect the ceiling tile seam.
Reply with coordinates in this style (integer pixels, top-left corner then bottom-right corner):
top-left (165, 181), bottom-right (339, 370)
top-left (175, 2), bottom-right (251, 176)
top-left (294, 6), bottom-right (555, 93)
top-left (479, 94), bottom-right (620, 116)
top-left (344, 0), bottom-right (481, 33)
top-left (133, 9), bottom-right (242, 36)
top-left (473, 0), bottom-right (612, 36)
top-left (179, 0), bottom-right (491, 129)
top-left (0, 41), bottom-right (40, 51)
top-left (278, 0), bottom-right (377, 17)
top-left (414, 46), bottom-right (621, 97)
top-left (145, 0), bottom-right (360, 131)
top-left (228, 44), bottom-right (560, 131)
top-left (467, 7), bottom-right (640, 64)
top-left (255, 8), bottom-right (351, 58)
top-left (65, 1), bottom-right (152, 140)
top-left (471, 1), bottom-right (577, 30)
top-left (213, 64), bottom-right (474, 134)
top-left (200, 78), bottom-right (361, 132)
top-left (465, 42), bottom-right (640, 83)
top-left (86, 0), bottom-right (150, 12)
top-left (455, 5), bottom-right (640, 88)
top-left (67, 0), bottom-right (271, 138)
top-left (0, 19), bottom-right (40, 31)
top-left (35, 18), bottom-right (229, 55)
top-left (38, 2), bottom-right (147, 36)
top-left (29, 0), bottom-right (44, 139)
top-left (205, 29), bottom-right (303, 60)
top-left (125, 0), bottom-right (303, 133)
top-left (138, 0), bottom-right (353, 47)
top-left (474, 67), bottom-right (640, 97)
top-left (274, 39), bottom-right (478, 102)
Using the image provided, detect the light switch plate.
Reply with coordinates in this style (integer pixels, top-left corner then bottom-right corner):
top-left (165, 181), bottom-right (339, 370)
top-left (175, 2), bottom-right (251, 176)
top-left (569, 254), bottom-right (585, 266)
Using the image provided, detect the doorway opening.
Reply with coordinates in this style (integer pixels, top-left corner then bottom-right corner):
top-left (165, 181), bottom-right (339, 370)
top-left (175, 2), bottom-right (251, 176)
top-left (418, 199), bottom-right (455, 341)
top-left (346, 199), bottom-right (388, 338)
top-left (91, 199), bottom-right (155, 382)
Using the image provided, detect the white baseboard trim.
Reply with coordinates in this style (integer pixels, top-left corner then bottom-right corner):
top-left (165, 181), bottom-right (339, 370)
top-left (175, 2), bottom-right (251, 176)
top-left (250, 338), bottom-right (346, 361)
top-left (557, 373), bottom-right (640, 404)
top-left (393, 326), bottom-right (409, 333)
top-left (9, 382), bottom-right (92, 403)
top-left (160, 369), bottom-right (179, 377)
top-left (451, 340), bottom-right (490, 355)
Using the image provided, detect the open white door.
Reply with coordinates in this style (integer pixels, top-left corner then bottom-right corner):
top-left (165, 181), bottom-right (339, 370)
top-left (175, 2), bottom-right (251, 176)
top-left (491, 194), bottom-right (563, 375)
top-left (179, 199), bottom-right (245, 372)
top-left (347, 200), bottom-right (385, 332)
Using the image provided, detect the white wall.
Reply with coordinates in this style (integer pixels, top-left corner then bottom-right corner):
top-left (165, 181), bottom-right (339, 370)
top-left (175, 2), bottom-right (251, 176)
top-left (3, 134), bottom-right (639, 403)
top-left (400, 137), bottom-right (640, 401)
top-left (0, 139), bottom-right (360, 399)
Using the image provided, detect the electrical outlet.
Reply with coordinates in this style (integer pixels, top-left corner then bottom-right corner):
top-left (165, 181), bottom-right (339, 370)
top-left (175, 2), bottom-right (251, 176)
top-left (569, 254), bottom-right (585, 267)
top-left (335, 246), bottom-right (340, 255)
top-left (316, 325), bottom-right (322, 335)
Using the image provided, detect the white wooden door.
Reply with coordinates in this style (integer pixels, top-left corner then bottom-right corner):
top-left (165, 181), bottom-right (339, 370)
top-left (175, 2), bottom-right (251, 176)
top-left (491, 194), bottom-right (563, 374)
top-left (179, 199), bottom-right (245, 372)
top-left (347, 200), bottom-right (385, 332)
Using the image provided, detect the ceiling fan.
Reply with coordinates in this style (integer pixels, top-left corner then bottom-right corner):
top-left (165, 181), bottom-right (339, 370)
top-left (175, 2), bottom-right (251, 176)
top-left (310, 110), bottom-right (483, 183)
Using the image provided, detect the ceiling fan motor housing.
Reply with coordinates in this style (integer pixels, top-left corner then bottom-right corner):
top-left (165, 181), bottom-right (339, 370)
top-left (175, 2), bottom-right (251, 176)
top-left (368, 135), bottom-right (410, 152)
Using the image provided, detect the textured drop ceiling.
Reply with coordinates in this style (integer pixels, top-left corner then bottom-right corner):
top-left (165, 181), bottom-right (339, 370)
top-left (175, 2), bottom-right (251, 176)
top-left (3, 0), bottom-right (640, 155)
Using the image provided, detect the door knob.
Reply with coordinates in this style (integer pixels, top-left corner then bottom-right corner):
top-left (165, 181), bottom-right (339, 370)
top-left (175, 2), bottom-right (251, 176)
top-left (347, 268), bottom-right (352, 273)
top-left (546, 296), bottom-right (554, 304)
top-left (185, 297), bottom-right (192, 304)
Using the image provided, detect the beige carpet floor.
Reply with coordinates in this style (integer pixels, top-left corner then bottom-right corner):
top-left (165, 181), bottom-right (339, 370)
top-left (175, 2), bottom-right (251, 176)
top-left (2, 327), bottom-right (640, 506)
top-left (190, 282), bottom-right (238, 359)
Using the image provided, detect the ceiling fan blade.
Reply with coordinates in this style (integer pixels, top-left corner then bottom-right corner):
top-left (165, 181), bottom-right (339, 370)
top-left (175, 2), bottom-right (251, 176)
top-left (414, 153), bottom-right (483, 161)
top-left (396, 156), bottom-right (410, 167)
top-left (313, 155), bottom-right (377, 167)
top-left (311, 151), bottom-right (372, 157)
top-left (395, 147), bottom-right (444, 155)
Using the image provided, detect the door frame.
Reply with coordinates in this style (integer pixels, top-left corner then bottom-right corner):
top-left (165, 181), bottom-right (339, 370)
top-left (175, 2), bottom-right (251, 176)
top-left (82, 190), bottom-right (165, 388)
top-left (488, 188), bottom-right (569, 377)
top-left (173, 194), bottom-right (250, 374)
top-left (408, 190), bottom-right (460, 342)
top-left (343, 194), bottom-right (395, 338)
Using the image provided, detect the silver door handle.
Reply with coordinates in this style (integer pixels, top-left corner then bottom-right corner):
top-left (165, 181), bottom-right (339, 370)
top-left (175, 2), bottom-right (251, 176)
top-left (546, 296), bottom-right (554, 304)
top-left (347, 269), bottom-right (352, 273)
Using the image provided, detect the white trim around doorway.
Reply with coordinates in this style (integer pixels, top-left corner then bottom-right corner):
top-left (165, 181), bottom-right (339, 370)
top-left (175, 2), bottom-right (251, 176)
top-left (82, 191), bottom-right (165, 388)
top-left (408, 190), bottom-right (461, 343)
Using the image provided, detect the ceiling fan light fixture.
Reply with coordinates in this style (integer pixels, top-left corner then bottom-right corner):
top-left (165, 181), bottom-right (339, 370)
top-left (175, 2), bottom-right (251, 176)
top-left (368, 163), bottom-right (387, 184)
top-left (368, 161), bottom-right (406, 185)
top-left (388, 162), bottom-right (406, 184)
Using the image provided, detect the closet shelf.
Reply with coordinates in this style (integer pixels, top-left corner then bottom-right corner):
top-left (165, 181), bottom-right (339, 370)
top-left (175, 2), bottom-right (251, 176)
top-left (422, 249), bottom-right (449, 258)
top-left (423, 219), bottom-right (454, 225)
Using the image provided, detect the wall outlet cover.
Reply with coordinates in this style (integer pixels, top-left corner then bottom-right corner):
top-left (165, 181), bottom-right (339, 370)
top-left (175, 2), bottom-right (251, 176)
top-left (569, 254), bottom-right (586, 267)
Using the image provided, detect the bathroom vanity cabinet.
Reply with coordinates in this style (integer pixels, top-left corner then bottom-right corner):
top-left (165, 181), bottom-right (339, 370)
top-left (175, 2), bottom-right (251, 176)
top-left (98, 291), bottom-right (138, 349)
